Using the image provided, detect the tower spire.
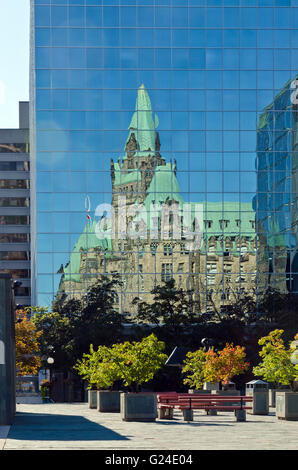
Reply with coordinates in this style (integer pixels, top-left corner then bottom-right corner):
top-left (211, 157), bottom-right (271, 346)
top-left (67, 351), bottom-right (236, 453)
top-left (126, 84), bottom-right (158, 153)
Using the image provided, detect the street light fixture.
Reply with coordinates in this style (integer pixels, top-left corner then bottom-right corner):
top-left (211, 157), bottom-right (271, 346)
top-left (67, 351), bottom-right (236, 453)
top-left (47, 356), bottom-right (55, 402)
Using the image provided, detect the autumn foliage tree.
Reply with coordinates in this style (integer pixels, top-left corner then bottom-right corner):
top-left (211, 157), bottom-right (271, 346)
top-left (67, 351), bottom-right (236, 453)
top-left (204, 344), bottom-right (250, 386)
top-left (15, 309), bottom-right (43, 376)
top-left (182, 344), bottom-right (249, 390)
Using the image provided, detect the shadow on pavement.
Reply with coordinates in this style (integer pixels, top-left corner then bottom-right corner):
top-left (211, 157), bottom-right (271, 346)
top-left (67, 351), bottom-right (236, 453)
top-left (7, 411), bottom-right (129, 441)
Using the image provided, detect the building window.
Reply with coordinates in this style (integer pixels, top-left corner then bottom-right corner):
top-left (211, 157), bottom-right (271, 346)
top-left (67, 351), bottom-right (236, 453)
top-left (177, 263), bottom-right (184, 273)
top-left (150, 242), bottom-right (157, 255)
top-left (161, 263), bottom-right (172, 282)
top-left (163, 243), bottom-right (173, 256)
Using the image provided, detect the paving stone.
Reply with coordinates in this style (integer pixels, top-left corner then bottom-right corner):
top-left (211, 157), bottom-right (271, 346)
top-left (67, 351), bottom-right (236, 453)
top-left (1, 403), bottom-right (298, 450)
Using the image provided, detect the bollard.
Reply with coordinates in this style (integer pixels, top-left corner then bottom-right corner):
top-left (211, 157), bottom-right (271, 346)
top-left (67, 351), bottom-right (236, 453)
top-left (235, 409), bottom-right (246, 422)
top-left (205, 409), bottom-right (217, 416)
top-left (182, 408), bottom-right (193, 421)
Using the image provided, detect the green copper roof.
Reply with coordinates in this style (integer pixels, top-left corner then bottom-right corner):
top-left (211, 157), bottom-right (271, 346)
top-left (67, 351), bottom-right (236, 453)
top-left (144, 163), bottom-right (184, 208)
top-left (124, 84), bottom-right (158, 157)
top-left (63, 219), bottom-right (112, 282)
top-left (201, 202), bottom-right (255, 235)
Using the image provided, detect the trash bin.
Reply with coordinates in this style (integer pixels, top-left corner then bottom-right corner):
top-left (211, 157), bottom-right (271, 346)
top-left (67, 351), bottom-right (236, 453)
top-left (246, 380), bottom-right (269, 415)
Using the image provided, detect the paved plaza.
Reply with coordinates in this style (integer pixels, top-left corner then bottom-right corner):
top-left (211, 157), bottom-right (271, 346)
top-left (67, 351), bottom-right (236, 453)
top-left (0, 403), bottom-right (298, 450)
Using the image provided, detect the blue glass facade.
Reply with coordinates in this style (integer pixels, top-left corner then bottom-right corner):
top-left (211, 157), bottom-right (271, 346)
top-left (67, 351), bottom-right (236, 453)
top-left (31, 0), bottom-right (298, 313)
top-left (255, 77), bottom-right (298, 294)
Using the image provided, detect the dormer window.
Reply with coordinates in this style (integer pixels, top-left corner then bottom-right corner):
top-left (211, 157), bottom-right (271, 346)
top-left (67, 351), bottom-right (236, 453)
top-left (219, 220), bottom-right (229, 230)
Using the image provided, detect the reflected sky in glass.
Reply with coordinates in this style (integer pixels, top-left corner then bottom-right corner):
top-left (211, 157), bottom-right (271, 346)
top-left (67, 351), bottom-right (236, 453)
top-left (33, 0), bottom-right (298, 305)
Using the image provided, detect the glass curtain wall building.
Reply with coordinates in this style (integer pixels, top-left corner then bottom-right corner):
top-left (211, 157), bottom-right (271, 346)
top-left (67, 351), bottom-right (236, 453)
top-left (31, 0), bottom-right (298, 314)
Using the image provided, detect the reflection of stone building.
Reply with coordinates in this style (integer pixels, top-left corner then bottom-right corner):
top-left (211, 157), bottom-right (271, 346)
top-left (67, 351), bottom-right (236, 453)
top-left (57, 86), bottom-right (256, 315)
top-left (254, 77), bottom-right (298, 294)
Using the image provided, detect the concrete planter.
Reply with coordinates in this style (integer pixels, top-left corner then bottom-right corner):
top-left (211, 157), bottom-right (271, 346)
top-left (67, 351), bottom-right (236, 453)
top-left (16, 394), bottom-right (42, 404)
top-left (211, 390), bottom-right (240, 396)
top-left (188, 389), bottom-right (211, 394)
top-left (210, 389), bottom-right (241, 414)
top-left (203, 382), bottom-right (220, 391)
top-left (276, 391), bottom-right (298, 420)
top-left (269, 388), bottom-right (289, 407)
top-left (97, 391), bottom-right (121, 412)
top-left (88, 390), bottom-right (98, 409)
top-left (120, 392), bottom-right (157, 422)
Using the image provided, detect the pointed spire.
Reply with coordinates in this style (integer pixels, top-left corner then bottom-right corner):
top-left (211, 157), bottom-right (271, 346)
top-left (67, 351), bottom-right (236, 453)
top-left (126, 84), bottom-right (158, 154)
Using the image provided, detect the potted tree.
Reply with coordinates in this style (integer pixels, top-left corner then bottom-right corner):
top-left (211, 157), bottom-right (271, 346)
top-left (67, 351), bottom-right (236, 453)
top-left (40, 379), bottom-right (51, 403)
top-left (182, 348), bottom-right (210, 394)
top-left (253, 330), bottom-right (298, 420)
top-left (183, 343), bottom-right (249, 414)
top-left (111, 334), bottom-right (167, 422)
top-left (204, 343), bottom-right (249, 393)
top-left (74, 344), bottom-right (121, 411)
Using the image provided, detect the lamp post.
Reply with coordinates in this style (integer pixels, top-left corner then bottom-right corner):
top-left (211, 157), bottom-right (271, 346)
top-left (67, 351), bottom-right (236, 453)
top-left (47, 356), bottom-right (54, 401)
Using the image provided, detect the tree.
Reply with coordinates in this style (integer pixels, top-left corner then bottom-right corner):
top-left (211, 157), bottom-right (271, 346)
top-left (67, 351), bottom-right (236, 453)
top-left (253, 329), bottom-right (298, 389)
top-left (182, 349), bottom-right (207, 390)
top-left (71, 275), bottom-right (124, 356)
top-left (204, 344), bottom-right (250, 386)
top-left (74, 344), bottom-right (121, 390)
top-left (110, 334), bottom-right (168, 392)
top-left (132, 279), bottom-right (202, 340)
top-left (32, 274), bottom-right (125, 372)
top-left (31, 307), bottom-right (74, 371)
top-left (15, 309), bottom-right (43, 376)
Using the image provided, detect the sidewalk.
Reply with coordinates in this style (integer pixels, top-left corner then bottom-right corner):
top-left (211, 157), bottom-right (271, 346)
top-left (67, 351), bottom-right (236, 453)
top-left (2, 403), bottom-right (298, 450)
top-left (0, 426), bottom-right (10, 451)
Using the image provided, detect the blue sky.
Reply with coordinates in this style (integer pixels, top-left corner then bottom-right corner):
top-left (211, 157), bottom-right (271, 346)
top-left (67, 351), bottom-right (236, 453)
top-left (0, 1), bottom-right (30, 128)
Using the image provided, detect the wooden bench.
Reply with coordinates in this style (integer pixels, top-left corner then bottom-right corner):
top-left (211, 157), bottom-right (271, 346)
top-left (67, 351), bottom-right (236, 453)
top-left (157, 393), bottom-right (212, 419)
top-left (157, 393), bottom-right (253, 422)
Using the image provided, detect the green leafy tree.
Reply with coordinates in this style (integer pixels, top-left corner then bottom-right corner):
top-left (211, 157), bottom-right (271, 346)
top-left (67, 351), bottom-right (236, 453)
top-left (31, 307), bottom-right (73, 371)
top-left (110, 334), bottom-right (167, 392)
top-left (253, 329), bottom-right (298, 389)
top-left (74, 344), bottom-right (121, 390)
top-left (182, 349), bottom-right (207, 390)
top-left (132, 279), bottom-right (201, 341)
top-left (67, 275), bottom-right (124, 357)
